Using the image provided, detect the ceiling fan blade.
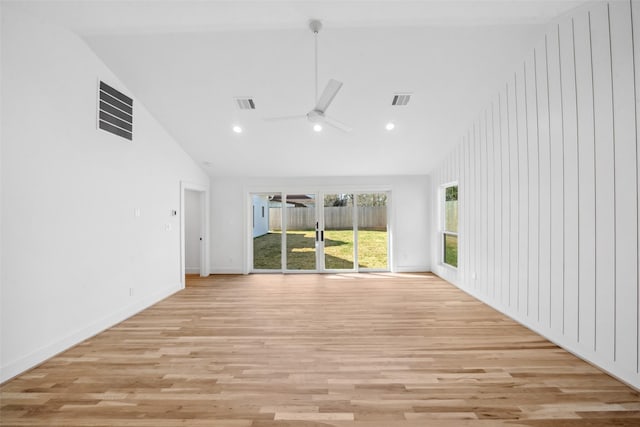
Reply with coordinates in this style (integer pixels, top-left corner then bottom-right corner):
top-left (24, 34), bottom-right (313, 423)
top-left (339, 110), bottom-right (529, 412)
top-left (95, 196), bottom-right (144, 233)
top-left (314, 79), bottom-right (343, 113)
top-left (264, 114), bottom-right (307, 122)
top-left (322, 115), bottom-right (352, 133)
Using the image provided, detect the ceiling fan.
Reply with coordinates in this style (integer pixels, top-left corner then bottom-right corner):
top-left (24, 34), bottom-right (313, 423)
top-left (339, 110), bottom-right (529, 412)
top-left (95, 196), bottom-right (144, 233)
top-left (265, 19), bottom-right (352, 133)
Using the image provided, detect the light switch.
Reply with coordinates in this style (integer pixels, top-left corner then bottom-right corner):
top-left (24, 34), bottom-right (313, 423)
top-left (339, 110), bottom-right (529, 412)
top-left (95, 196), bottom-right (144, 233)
top-left (134, 208), bottom-right (141, 217)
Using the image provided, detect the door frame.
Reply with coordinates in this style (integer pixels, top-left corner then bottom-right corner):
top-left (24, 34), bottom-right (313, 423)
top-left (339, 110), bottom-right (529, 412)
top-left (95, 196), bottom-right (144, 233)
top-left (246, 186), bottom-right (392, 274)
top-left (180, 181), bottom-right (210, 287)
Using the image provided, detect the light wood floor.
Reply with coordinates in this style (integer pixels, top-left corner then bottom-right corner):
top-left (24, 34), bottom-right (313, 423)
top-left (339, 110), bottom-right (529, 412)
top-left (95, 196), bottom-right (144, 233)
top-left (1, 273), bottom-right (639, 426)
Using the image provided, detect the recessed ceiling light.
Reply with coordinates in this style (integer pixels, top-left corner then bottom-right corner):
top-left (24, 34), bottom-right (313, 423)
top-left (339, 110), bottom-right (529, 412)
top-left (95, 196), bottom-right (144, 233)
top-left (232, 125), bottom-right (243, 134)
top-left (313, 124), bottom-right (322, 132)
top-left (385, 122), bottom-right (395, 131)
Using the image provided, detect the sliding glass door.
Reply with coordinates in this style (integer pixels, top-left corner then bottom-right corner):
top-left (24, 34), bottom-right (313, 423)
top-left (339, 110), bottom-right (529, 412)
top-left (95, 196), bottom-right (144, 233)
top-left (323, 194), bottom-right (355, 271)
top-left (252, 193), bottom-right (282, 270)
top-left (251, 191), bottom-right (389, 273)
top-left (357, 193), bottom-right (388, 270)
top-left (285, 194), bottom-right (317, 271)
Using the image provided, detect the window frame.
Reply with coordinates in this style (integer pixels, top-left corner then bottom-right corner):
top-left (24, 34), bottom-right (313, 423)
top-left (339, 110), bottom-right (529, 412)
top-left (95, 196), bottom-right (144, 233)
top-left (440, 182), bottom-right (458, 269)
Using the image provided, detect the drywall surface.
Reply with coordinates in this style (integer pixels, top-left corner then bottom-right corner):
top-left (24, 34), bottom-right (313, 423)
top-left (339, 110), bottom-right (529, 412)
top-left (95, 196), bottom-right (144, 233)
top-left (431, 0), bottom-right (640, 390)
top-left (210, 175), bottom-right (431, 273)
top-left (0, 5), bottom-right (208, 382)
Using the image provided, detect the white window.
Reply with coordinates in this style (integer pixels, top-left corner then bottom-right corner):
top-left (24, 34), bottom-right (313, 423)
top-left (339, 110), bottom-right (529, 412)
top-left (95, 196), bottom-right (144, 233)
top-left (441, 184), bottom-right (458, 268)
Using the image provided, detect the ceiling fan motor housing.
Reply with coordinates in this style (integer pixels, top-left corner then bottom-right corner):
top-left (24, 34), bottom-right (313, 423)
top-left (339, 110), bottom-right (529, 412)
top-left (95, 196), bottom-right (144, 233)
top-left (307, 110), bottom-right (323, 122)
top-left (309, 19), bottom-right (322, 34)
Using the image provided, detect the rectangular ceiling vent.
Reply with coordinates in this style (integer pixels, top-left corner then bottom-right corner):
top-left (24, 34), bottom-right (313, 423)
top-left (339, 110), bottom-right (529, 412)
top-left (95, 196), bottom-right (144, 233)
top-left (392, 93), bottom-right (412, 106)
top-left (235, 97), bottom-right (256, 110)
top-left (98, 81), bottom-right (133, 141)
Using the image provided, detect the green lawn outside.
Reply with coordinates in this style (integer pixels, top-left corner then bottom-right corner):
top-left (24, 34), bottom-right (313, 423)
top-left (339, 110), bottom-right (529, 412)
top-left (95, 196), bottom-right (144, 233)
top-left (253, 230), bottom-right (388, 270)
top-left (444, 234), bottom-right (458, 267)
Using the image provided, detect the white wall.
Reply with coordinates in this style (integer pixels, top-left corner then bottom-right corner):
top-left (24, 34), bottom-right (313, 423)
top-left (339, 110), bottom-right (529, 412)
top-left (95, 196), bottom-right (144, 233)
top-left (431, 0), bottom-right (639, 390)
top-left (185, 190), bottom-right (202, 274)
top-left (210, 175), bottom-right (430, 273)
top-left (0, 5), bottom-right (209, 382)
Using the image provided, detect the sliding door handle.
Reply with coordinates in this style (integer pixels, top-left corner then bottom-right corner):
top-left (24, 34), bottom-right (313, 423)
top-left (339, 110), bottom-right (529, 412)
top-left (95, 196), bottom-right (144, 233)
top-left (316, 230), bottom-right (319, 241)
top-left (321, 230), bottom-right (324, 242)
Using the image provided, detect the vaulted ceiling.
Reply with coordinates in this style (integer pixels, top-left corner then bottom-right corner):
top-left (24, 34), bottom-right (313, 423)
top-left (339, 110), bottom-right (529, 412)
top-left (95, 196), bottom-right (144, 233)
top-left (10, 0), bottom-right (585, 177)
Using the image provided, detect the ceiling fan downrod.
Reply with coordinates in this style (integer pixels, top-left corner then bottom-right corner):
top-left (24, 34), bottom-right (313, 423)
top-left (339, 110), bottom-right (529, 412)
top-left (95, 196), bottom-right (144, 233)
top-left (309, 19), bottom-right (322, 104)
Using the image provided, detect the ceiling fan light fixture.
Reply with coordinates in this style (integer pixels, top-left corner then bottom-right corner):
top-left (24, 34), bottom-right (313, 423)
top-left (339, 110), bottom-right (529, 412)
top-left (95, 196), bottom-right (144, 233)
top-left (385, 122), bottom-right (395, 131)
top-left (313, 123), bottom-right (323, 132)
top-left (232, 125), bottom-right (243, 134)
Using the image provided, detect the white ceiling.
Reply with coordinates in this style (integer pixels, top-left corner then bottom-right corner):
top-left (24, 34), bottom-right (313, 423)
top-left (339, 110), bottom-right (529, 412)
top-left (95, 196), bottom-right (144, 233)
top-left (9, 0), bottom-right (585, 177)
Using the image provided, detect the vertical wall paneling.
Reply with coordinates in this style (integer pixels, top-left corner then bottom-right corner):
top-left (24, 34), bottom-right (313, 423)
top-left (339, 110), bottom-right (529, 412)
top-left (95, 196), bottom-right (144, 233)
top-left (591, 1), bottom-right (616, 361)
top-left (480, 115), bottom-right (487, 295)
top-left (468, 133), bottom-right (472, 287)
top-left (493, 99), bottom-right (502, 302)
top-left (501, 87), bottom-right (511, 307)
top-left (547, 24), bottom-right (566, 335)
top-left (508, 78), bottom-right (519, 308)
top-left (610, 0), bottom-right (638, 371)
top-left (465, 132), bottom-right (471, 286)
top-left (632, 0), bottom-right (640, 374)
top-left (560, 16), bottom-right (580, 342)
top-left (430, 0), bottom-right (639, 389)
top-left (485, 111), bottom-right (491, 295)
top-left (574, 8), bottom-right (597, 351)
top-left (471, 125), bottom-right (477, 290)
top-left (467, 133), bottom-right (472, 286)
top-left (488, 105), bottom-right (495, 298)
top-left (475, 122), bottom-right (482, 291)
top-left (516, 63), bottom-right (529, 314)
top-left (459, 137), bottom-right (464, 281)
top-left (537, 36), bottom-right (552, 327)
top-left (526, 51), bottom-right (540, 321)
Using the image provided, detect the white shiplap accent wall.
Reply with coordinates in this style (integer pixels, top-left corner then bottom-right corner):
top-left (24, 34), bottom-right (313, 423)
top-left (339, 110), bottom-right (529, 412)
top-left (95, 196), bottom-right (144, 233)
top-left (431, 0), bottom-right (640, 390)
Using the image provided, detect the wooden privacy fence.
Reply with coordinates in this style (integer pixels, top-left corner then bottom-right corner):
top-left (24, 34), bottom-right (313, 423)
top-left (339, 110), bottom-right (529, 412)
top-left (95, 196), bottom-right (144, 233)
top-left (269, 207), bottom-right (387, 230)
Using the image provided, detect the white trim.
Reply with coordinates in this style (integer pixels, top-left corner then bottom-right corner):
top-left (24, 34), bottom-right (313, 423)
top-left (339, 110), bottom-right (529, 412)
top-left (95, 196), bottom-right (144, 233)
top-left (210, 267), bottom-right (244, 274)
top-left (440, 182), bottom-right (459, 268)
top-left (394, 265), bottom-right (431, 273)
top-left (0, 282), bottom-right (181, 383)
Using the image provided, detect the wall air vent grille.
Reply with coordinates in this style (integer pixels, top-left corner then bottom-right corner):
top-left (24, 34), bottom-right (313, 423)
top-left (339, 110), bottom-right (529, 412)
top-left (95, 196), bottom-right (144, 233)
top-left (98, 81), bottom-right (133, 140)
top-left (391, 93), bottom-right (412, 106)
top-left (235, 97), bottom-right (256, 110)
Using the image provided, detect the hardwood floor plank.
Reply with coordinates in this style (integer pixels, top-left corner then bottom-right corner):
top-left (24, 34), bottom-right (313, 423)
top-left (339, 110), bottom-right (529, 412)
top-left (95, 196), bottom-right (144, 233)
top-left (1, 273), bottom-right (639, 426)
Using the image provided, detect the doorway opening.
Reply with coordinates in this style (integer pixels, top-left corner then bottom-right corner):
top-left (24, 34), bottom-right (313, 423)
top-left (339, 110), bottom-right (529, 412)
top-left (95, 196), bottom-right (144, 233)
top-left (181, 182), bottom-right (209, 287)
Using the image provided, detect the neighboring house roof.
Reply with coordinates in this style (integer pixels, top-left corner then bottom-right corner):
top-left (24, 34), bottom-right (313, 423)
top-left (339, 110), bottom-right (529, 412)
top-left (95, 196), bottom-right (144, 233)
top-left (269, 194), bottom-right (314, 208)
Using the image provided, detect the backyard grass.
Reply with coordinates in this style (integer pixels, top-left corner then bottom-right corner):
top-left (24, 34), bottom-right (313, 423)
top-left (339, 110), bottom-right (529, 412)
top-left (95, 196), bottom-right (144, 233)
top-left (253, 230), bottom-right (388, 270)
top-left (444, 234), bottom-right (458, 267)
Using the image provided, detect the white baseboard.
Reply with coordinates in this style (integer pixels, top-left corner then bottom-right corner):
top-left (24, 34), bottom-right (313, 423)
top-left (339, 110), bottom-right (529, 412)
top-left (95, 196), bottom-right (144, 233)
top-left (393, 265), bottom-right (430, 273)
top-left (209, 268), bottom-right (244, 274)
top-left (0, 283), bottom-right (182, 383)
top-left (185, 267), bottom-right (200, 274)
